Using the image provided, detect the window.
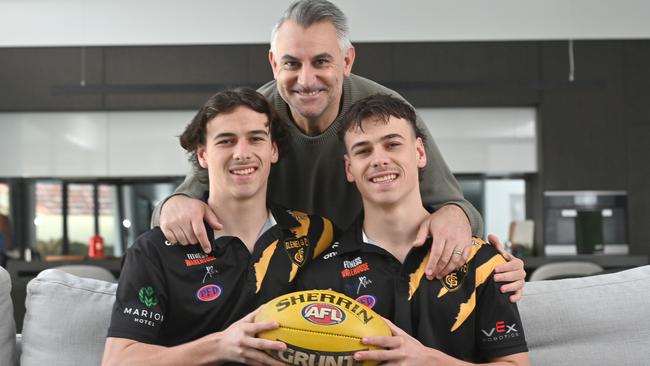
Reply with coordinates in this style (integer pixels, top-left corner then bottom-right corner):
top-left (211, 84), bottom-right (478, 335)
top-left (28, 178), bottom-right (180, 258)
top-left (34, 181), bottom-right (64, 257)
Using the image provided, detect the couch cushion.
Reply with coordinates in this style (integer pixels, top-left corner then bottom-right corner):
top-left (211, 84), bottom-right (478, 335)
top-left (520, 265), bottom-right (650, 366)
top-left (21, 269), bottom-right (116, 366)
top-left (0, 266), bottom-right (17, 366)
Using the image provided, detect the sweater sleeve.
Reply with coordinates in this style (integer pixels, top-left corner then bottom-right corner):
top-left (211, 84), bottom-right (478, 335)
top-left (150, 167), bottom-right (208, 227)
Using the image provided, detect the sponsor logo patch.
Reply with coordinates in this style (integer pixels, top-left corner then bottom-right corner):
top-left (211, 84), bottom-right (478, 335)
top-left (480, 321), bottom-right (521, 343)
top-left (355, 295), bottom-right (376, 309)
top-left (302, 303), bottom-right (346, 325)
top-left (138, 286), bottom-right (158, 307)
top-left (196, 284), bottom-right (222, 302)
top-left (284, 236), bottom-right (310, 267)
top-left (185, 252), bottom-right (217, 267)
top-left (341, 257), bottom-right (370, 278)
top-left (441, 264), bottom-right (468, 291)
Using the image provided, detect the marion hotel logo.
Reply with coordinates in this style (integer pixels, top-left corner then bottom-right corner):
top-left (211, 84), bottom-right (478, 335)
top-left (122, 286), bottom-right (165, 327)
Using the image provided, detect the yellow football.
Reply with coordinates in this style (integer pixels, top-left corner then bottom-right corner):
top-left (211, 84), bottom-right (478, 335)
top-left (255, 289), bottom-right (391, 366)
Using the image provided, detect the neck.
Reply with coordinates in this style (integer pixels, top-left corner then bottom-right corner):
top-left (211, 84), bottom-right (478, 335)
top-left (207, 194), bottom-right (269, 252)
top-left (362, 193), bottom-right (430, 262)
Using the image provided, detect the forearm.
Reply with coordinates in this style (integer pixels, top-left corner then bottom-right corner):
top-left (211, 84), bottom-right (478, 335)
top-left (102, 335), bottom-right (224, 366)
top-left (150, 167), bottom-right (208, 227)
top-left (424, 348), bottom-right (528, 366)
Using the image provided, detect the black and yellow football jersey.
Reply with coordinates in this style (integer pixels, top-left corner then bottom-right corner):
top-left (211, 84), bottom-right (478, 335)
top-left (108, 203), bottom-right (334, 346)
top-left (296, 215), bottom-right (527, 362)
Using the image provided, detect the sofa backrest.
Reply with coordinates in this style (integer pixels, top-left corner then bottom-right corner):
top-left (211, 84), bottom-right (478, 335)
top-left (519, 265), bottom-right (650, 366)
top-left (21, 269), bottom-right (116, 366)
top-left (0, 266), bottom-right (17, 366)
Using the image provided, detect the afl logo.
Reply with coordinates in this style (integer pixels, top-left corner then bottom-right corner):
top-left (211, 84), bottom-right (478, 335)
top-left (356, 295), bottom-right (376, 309)
top-left (301, 303), bottom-right (346, 325)
top-left (196, 284), bottom-right (221, 302)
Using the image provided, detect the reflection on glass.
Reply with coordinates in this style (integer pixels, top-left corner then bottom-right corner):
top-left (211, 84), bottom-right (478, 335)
top-left (67, 184), bottom-right (94, 256)
top-left (35, 181), bottom-right (63, 256)
top-left (0, 183), bottom-right (9, 216)
top-left (98, 184), bottom-right (119, 257)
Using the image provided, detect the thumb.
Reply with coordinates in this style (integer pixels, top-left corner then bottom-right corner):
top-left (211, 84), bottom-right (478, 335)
top-left (204, 206), bottom-right (223, 230)
top-left (412, 219), bottom-right (430, 247)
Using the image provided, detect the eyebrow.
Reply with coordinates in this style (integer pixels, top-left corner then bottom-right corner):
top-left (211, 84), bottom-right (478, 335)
top-left (312, 53), bottom-right (334, 61)
top-left (349, 133), bottom-right (405, 151)
top-left (212, 129), bottom-right (270, 140)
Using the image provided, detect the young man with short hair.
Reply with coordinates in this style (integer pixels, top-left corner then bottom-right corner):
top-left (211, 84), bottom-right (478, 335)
top-left (297, 94), bottom-right (529, 365)
top-left (102, 88), bottom-right (334, 366)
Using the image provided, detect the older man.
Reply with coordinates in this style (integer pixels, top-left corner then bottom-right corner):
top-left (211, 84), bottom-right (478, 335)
top-left (153, 0), bottom-right (525, 295)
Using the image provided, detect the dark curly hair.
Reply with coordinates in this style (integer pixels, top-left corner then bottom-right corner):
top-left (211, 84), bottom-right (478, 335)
top-left (179, 88), bottom-right (289, 181)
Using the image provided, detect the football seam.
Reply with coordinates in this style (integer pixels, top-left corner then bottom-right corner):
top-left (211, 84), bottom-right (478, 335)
top-left (279, 325), bottom-right (361, 340)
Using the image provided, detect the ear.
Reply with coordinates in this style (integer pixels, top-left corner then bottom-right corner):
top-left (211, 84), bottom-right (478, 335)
top-left (271, 141), bottom-right (279, 164)
top-left (342, 46), bottom-right (355, 77)
top-left (344, 154), bottom-right (355, 182)
top-left (269, 49), bottom-right (280, 79)
top-left (415, 137), bottom-right (427, 169)
top-left (197, 145), bottom-right (209, 169)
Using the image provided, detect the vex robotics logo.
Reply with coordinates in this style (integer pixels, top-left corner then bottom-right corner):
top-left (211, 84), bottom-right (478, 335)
top-left (302, 303), bottom-right (346, 325)
top-left (481, 321), bottom-right (521, 342)
top-left (196, 284), bottom-right (222, 302)
top-left (138, 286), bottom-right (158, 307)
top-left (284, 236), bottom-right (310, 267)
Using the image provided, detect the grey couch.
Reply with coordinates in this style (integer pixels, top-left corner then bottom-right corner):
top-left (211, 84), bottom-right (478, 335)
top-left (1, 265), bottom-right (650, 365)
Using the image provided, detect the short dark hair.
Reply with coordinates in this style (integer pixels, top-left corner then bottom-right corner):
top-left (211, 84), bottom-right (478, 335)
top-left (338, 93), bottom-right (426, 146)
top-left (180, 88), bottom-right (288, 178)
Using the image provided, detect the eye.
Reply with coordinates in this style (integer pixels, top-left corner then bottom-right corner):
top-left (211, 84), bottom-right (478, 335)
top-left (283, 61), bottom-right (299, 70)
top-left (387, 141), bottom-right (402, 149)
top-left (250, 136), bottom-right (266, 143)
top-left (353, 148), bottom-right (370, 156)
top-left (215, 138), bottom-right (234, 146)
top-left (314, 58), bottom-right (330, 66)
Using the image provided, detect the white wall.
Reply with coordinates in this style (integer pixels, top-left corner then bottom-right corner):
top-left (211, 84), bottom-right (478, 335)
top-left (1, 0), bottom-right (649, 47)
top-left (0, 107), bottom-right (536, 177)
top-left (420, 108), bottom-right (537, 174)
top-left (0, 111), bottom-right (193, 177)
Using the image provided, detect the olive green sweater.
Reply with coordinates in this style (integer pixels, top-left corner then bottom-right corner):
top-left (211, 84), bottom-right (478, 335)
top-left (152, 74), bottom-right (483, 235)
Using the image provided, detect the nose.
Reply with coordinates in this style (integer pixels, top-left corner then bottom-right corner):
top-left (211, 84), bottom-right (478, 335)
top-left (370, 148), bottom-right (390, 168)
top-left (233, 141), bottom-right (252, 161)
top-left (297, 64), bottom-right (317, 89)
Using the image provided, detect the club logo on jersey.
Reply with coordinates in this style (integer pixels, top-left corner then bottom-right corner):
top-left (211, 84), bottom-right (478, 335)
top-left (138, 286), bottom-right (158, 307)
top-left (302, 303), bottom-right (346, 325)
top-left (441, 264), bottom-right (468, 292)
top-left (196, 284), bottom-right (222, 302)
top-left (284, 236), bottom-right (310, 267)
top-left (355, 295), bottom-right (377, 309)
top-left (185, 252), bottom-right (217, 267)
top-left (341, 256), bottom-right (370, 278)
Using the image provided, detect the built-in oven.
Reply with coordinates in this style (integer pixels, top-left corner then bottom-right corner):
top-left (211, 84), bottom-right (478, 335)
top-left (544, 191), bottom-right (628, 255)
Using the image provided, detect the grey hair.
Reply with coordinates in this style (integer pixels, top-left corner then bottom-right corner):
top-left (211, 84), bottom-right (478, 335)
top-left (270, 0), bottom-right (352, 54)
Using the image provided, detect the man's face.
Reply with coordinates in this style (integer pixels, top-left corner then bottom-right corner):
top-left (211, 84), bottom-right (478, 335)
top-left (269, 20), bottom-right (355, 128)
top-left (344, 116), bottom-right (426, 207)
top-left (198, 106), bottom-right (278, 201)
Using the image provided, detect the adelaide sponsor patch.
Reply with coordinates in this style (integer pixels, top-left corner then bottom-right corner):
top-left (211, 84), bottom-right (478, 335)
top-left (196, 284), bottom-right (222, 302)
top-left (355, 295), bottom-right (376, 309)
